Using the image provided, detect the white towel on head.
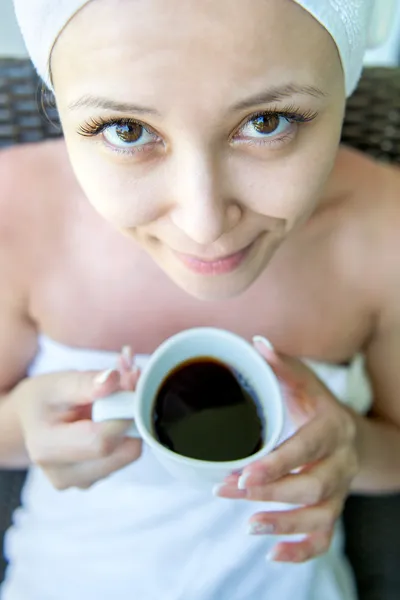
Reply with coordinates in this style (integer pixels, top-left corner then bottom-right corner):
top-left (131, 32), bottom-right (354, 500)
top-left (293, 0), bottom-right (374, 94)
top-left (13, 0), bottom-right (373, 95)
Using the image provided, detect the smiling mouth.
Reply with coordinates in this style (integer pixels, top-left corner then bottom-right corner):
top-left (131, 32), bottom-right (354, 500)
top-left (172, 240), bottom-right (257, 275)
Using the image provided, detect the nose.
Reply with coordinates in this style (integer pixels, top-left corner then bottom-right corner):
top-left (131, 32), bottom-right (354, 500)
top-left (169, 150), bottom-right (241, 246)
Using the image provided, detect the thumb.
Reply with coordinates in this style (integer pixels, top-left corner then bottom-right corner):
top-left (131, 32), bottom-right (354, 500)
top-left (252, 336), bottom-right (300, 385)
top-left (41, 368), bottom-right (121, 414)
top-left (252, 336), bottom-right (316, 424)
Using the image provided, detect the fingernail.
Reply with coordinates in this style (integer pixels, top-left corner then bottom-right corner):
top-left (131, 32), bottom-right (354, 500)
top-left (238, 469), bottom-right (267, 489)
top-left (238, 472), bottom-right (250, 490)
top-left (131, 364), bottom-right (140, 377)
top-left (212, 483), bottom-right (224, 497)
top-left (266, 548), bottom-right (278, 562)
top-left (94, 368), bottom-right (115, 385)
top-left (121, 346), bottom-right (133, 368)
top-left (247, 522), bottom-right (275, 535)
top-left (253, 336), bottom-right (274, 350)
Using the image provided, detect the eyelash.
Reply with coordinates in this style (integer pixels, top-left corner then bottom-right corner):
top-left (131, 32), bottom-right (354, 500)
top-left (78, 117), bottom-right (148, 137)
top-left (76, 105), bottom-right (318, 153)
top-left (232, 105), bottom-right (318, 147)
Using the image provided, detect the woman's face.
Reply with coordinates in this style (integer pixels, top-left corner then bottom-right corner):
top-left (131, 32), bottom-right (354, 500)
top-left (52, 0), bottom-right (345, 300)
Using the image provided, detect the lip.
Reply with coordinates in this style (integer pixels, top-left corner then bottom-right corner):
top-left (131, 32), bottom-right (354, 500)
top-left (172, 241), bottom-right (256, 275)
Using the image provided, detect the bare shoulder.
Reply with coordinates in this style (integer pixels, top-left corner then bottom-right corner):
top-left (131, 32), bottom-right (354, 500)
top-left (336, 148), bottom-right (400, 422)
top-left (339, 146), bottom-right (400, 261)
top-left (330, 146), bottom-right (400, 315)
top-left (0, 139), bottom-right (75, 287)
top-left (0, 138), bottom-right (74, 231)
top-left (0, 142), bottom-right (74, 385)
top-left (0, 138), bottom-right (80, 318)
top-left (0, 139), bottom-right (81, 275)
top-left (333, 145), bottom-right (399, 213)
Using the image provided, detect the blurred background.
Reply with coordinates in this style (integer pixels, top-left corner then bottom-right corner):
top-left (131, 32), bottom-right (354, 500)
top-left (2, 0), bottom-right (400, 67)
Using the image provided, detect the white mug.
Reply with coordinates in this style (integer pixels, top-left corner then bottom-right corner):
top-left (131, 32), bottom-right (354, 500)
top-left (92, 328), bottom-right (284, 485)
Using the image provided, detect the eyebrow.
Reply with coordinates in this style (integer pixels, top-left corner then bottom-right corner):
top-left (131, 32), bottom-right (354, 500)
top-left (231, 84), bottom-right (328, 111)
top-left (68, 83), bottom-right (327, 115)
top-left (68, 95), bottom-right (160, 115)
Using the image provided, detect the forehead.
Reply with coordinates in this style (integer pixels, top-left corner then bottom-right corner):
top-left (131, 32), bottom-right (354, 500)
top-left (52, 0), bottom-right (342, 108)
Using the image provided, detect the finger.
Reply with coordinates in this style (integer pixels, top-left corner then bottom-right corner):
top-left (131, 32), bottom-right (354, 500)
top-left (121, 365), bottom-right (141, 392)
top-left (75, 437), bottom-right (142, 486)
top-left (28, 418), bottom-right (135, 465)
top-left (213, 482), bottom-right (247, 499)
top-left (253, 337), bottom-right (321, 425)
top-left (92, 368), bottom-right (123, 398)
top-left (247, 455), bottom-right (348, 504)
top-left (253, 336), bottom-right (305, 388)
top-left (268, 530), bottom-right (334, 563)
top-left (47, 437), bottom-right (142, 490)
top-left (119, 346), bottom-right (133, 372)
top-left (247, 497), bottom-right (343, 536)
top-left (116, 346), bottom-right (142, 391)
top-left (253, 336), bottom-right (341, 416)
top-left (218, 454), bottom-right (350, 504)
top-left (217, 472), bottom-right (336, 504)
top-left (37, 369), bottom-right (121, 417)
top-left (238, 416), bottom-right (340, 487)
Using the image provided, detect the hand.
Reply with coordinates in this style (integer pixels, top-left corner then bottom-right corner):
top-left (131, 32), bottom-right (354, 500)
top-left (215, 337), bottom-right (360, 563)
top-left (13, 346), bottom-right (141, 490)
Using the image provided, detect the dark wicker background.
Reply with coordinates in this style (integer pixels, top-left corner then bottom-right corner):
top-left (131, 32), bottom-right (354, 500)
top-left (0, 59), bottom-right (400, 599)
top-left (1, 59), bottom-right (400, 160)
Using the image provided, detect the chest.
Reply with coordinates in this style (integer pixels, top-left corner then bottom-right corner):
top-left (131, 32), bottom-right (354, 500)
top-left (30, 226), bottom-right (371, 363)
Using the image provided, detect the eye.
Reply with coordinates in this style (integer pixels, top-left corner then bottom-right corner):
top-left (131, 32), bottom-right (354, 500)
top-left (77, 117), bottom-right (161, 154)
top-left (103, 121), bottom-right (159, 149)
top-left (232, 107), bottom-right (318, 147)
top-left (238, 114), bottom-right (292, 140)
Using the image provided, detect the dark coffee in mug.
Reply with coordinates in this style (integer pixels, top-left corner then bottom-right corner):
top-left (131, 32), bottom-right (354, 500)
top-left (152, 358), bottom-right (264, 462)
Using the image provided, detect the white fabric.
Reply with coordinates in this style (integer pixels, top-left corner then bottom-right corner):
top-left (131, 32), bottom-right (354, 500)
top-left (293, 0), bottom-right (373, 94)
top-left (13, 0), bottom-right (374, 96)
top-left (0, 335), bottom-right (371, 600)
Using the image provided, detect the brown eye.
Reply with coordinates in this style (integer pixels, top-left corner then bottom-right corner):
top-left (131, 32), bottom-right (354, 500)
top-left (114, 122), bottom-right (143, 143)
top-left (252, 114), bottom-right (280, 134)
top-left (236, 113), bottom-right (292, 143)
top-left (102, 120), bottom-right (159, 149)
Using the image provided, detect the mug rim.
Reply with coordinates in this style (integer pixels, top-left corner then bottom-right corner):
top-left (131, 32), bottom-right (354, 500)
top-left (134, 327), bottom-right (284, 470)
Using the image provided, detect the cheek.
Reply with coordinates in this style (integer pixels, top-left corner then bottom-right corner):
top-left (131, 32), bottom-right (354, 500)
top-left (65, 142), bottom-right (162, 227)
top-left (232, 144), bottom-right (337, 225)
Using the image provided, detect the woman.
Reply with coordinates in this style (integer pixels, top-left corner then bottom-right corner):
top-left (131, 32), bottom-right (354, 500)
top-left (1, 0), bottom-right (399, 598)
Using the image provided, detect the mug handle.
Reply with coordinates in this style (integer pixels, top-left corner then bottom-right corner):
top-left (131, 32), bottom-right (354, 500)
top-left (92, 391), bottom-right (141, 438)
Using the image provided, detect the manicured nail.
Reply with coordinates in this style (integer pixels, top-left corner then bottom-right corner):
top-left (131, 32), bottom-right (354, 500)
top-left (94, 368), bottom-right (115, 385)
top-left (247, 522), bottom-right (275, 535)
top-left (239, 469), bottom-right (268, 489)
top-left (266, 548), bottom-right (278, 562)
top-left (121, 345), bottom-right (133, 368)
top-left (253, 336), bottom-right (274, 350)
top-left (238, 472), bottom-right (250, 490)
top-left (131, 364), bottom-right (140, 376)
top-left (212, 483), bottom-right (224, 497)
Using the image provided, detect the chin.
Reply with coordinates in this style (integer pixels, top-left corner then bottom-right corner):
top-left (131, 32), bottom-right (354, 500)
top-left (163, 261), bottom-right (266, 301)
top-left (144, 232), bottom-right (282, 301)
